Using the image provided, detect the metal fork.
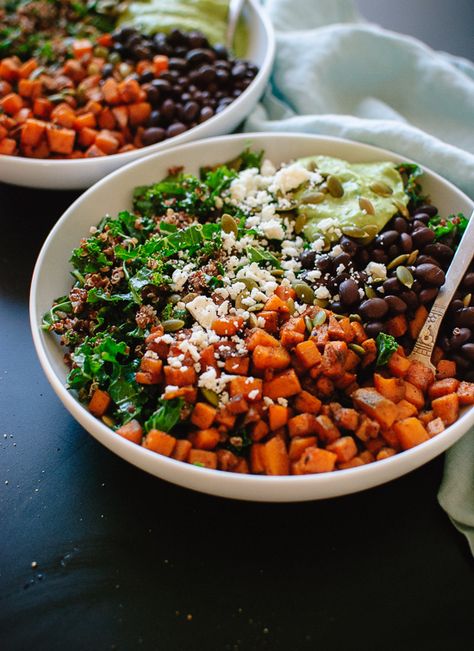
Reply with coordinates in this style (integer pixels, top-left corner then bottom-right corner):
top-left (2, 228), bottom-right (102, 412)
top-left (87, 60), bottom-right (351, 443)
top-left (409, 209), bottom-right (474, 372)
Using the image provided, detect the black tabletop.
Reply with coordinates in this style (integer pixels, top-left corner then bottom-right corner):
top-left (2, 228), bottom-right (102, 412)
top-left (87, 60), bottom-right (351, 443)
top-left (1, 5), bottom-right (474, 650)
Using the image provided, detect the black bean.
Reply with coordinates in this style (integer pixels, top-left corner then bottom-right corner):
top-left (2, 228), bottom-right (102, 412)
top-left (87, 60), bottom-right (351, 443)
top-left (139, 71), bottom-right (154, 84)
top-left (212, 43), bottom-right (228, 59)
top-left (146, 86), bottom-right (161, 106)
top-left (412, 227), bottom-right (436, 248)
top-left (198, 106), bottom-right (214, 122)
top-left (355, 249), bottom-right (370, 267)
top-left (167, 29), bottom-right (188, 46)
top-left (316, 254), bottom-right (332, 272)
top-left (399, 290), bottom-right (419, 310)
top-left (412, 219), bottom-right (428, 230)
top-left (461, 343), bottom-right (474, 361)
top-left (168, 57), bottom-right (188, 71)
top-left (376, 230), bottom-right (399, 248)
top-left (371, 249), bottom-right (388, 263)
top-left (187, 31), bottom-right (208, 48)
top-left (399, 232), bottom-right (413, 253)
top-left (419, 287), bottom-right (439, 304)
top-left (151, 78), bottom-right (171, 94)
top-left (463, 272), bottom-right (474, 291)
top-left (452, 354), bottom-right (470, 371)
top-left (359, 298), bottom-right (389, 320)
top-left (329, 301), bottom-right (344, 314)
top-left (332, 252), bottom-right (351, 270)
top-left (416, 254), bottom-right (440, 267)
top-left (186, 48), bottom-right (215, 67)
top-left (166, 122), bottom-right (187, 138)
top-left (387, 244), bottom-right (399, 259)
top-left (449, 327), bottom-right (472, 349)
top-left (112, 27), bottom-right (136, 44)
top-left (383, 277), bottom-right (402, 294)
top-left (339, 236), bottom-right (358, 256)
top-left (414, 204), bottom-right (438, 217)
top-left (133, 45), bottom-right (152, 60)
top-left (147, 110), bottom-right (162, 127)
top-left (231, 63), bottom-right (247, 78)
top-left (423, 243), bottom-right (453, 262)
top-left (365, 322), bottom-right (384, 338)
top-left (393, 216), bottom-right (408, 233)
top-left (161, 98), bottom-right (176, 120)
top-left (190, 64), bottom-right (216, 86)
top-left (142, 127), bottom-right (166, 146)
top-left (411, 211), bottom-right (430, 223)
top-left (339, 279), bottom-right (360, 306)
top-left (415, 263), bottom-right (445, 286)
top-left (182, 101), bottom-right (199, 122)
top-left (299, 250), bottom-right (317, 269)
top-left (455, 307), bottom-right (474, 328)
top-left (385, 295), bottom-right (407, 314)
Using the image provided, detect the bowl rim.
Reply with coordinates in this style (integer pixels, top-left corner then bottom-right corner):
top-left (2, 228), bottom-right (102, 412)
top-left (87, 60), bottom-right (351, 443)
top-left (30, 131), bottom-right (474, 499)
top-left (0, 0), bottom-right (274, 169)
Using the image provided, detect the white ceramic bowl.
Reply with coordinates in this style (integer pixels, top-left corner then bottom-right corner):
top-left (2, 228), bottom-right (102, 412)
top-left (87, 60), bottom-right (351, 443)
top-left (30, 133), bottom-right (474, 501)
top-left (0, 0), bottom-right (274, 190)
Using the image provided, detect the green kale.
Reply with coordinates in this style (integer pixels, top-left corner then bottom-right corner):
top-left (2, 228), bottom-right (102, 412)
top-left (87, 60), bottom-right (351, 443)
top-left (70, 237), bottom-right (112, 274)
top-left (42, 297), bottom-right (73, 330)
top-left (67, 334), bottom-right (129, 391)
top-left (246, 245), bottom-right (281, 269)
top-left (376, 332), bottom-right (399, 366)
top-left (145, 398), bottom-right (184, 433)
top-left (428, 213), bottom-right (468, 242)
top-left (397, 162), bottom-right (426, 206)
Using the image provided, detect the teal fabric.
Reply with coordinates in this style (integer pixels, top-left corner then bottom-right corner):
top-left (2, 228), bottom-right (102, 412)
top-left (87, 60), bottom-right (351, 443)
top-left (245, 0), bottom-right (474, 551)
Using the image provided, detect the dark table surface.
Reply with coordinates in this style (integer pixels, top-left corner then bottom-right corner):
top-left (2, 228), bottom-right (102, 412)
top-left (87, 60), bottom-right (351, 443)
top-left (1, 4), bottom-right (474, 650)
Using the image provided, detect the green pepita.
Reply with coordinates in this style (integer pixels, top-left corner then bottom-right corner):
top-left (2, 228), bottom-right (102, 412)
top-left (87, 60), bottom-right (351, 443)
top-left (294, 213), bottom-right (307, 235)
top-left (221, 213), bottom-right (238, 236)
top-left (407, 249), bottom-right (419, 265)
top-left (362, 224), bottom-right (379, 238)
top-left (248, 313), bottom-right (259, 328)
top-left (341, 225), bottom-right (367, 238)
top-left (463, 293), bottom-right (472, 307)
top-left (396, 265), bottom-right (414, 288)
top-left (169, 293), bottom-right (181, 304)
top-left (349, 313), bottom-right (362, 322)
top-left (365, 285), bottom-right (376, 299)
top-left (304, 316), bottom-right (314, 333)
top-left (313, 309), bottom-right (327, 326)
top-left (333, 313), bottom-right (346, 321)
top-left (201, 388), bottom-right (219, 407)
top-left (102, 415), bottom-right (115, 427)
top-left (241, 278), bottom-right (258, 290)
top-left (387, 253), bottom-right (409, 271)
top-left (271, 269), bottom-right (285, 277)
top-left (327, 175), bottom-right (344, 198)
top-left (392, 199), bottom-right (409, 218)
top-left (359, 197), bottom-right (375, 215)
top-left (300, 191), bottom-right (326, 204)
top-left (370, 181), bottom-right (393, 196)
top-left (293, 282), bottom-right (315, 304)
top-left (182, 292), bottom-right (198, 304)
top-left (314, 298), bottom-right (329, 308)
top-left (163, 318), bottom-right (185, 332)
top-left (248, 302), bottom-right (265, 313)
top-left (235, 292), bottom-right (249, 310)
top-left (349, 343), bottom-right (366, 356)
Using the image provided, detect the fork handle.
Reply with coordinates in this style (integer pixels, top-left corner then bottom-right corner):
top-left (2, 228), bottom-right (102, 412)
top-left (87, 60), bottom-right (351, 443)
top-left (410, 209), bottom-right (474, 366)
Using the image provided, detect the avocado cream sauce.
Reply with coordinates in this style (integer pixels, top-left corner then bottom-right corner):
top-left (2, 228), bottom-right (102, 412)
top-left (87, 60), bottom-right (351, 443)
top-left (295, 156), bottom-right (409, 242)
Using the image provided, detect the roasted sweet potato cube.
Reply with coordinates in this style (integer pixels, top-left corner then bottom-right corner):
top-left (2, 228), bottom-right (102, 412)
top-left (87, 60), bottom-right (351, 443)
top-left (268, 404), bottom-right (289, 430)
top-left (139, 355), bottom-right (163, 383)
top-left (224, 356), bottom-right (250, 375)
top-left (280, 328), bottom-right (305, 348)
top-left (338, 456), bottom-right (365, 469)
top-left (373, 373), bottom-right (406, 403)
top-left (354, 415), bottom-right (380, 442)
top-left (289, 436), bottom-right (317, 461)
top-left (188, 449), bottom-right (217, 469)
top-left (294, 391), bottom-right (322, 415)
top-left (403, 382), bottom-right (425, 410)
top-left (333, 407), bottom-right (359, 431)
top-left (350, 321), bottom-right (367, 344)
top-left (294, 447), bottom-right (337, 474)
top-left (217, 449), bottom-right (239, 471)
top-left (313, 415), bottom-right (340, 443)
top-left (226, 396), bottom-right (249, 415)
top-left (418, 410), bottom-right (434, 425)
top-left (212, 316), bottom-right (244, 336)
top-left (385, 315), bottom-right (408, 337)
top-left (229, 376), bottom-right (262, 401)
top-left (376, 447), bottom-right (397, 461)
top-left (387, 351), bottom-right (412, 378)
top-left (405, 360), bottom-right (435, 392)
top-left (395, 399), bottom-right (418, 421)
top-left (246, 329), bottom-right (279, 351)
top-left (295, 340), bottom-right (322, 369)
top-left (428, 378), bottom-right (460, 400)
top-left (250, 443), bottom-right (266, 473)
top-left (393, 418), bottom-right (429, 450)
top-left (253, 345), bottom-right (291, 370)
top-left (457, 381), bottom-right (474, 405)
top-left (264, 294), bottom-right (290, 313)
top-left (163, 364), bottom-right (196, 387)
top-left (263, 369), bottom-right (302, 399)
top-left (172, 439), bottom-right (192, 461)
top-left (255, 310), bottom-right (279, 333)
top-left (88, 389), bottom-right (111, 417)
top-left (431, 393), bottom-right (459, 426)
top-left (321, 341), bottom-right (348, 377)
top-left (250, 420), bottom-right (269, 442)
top-left (360, 338), bottom-right (377, 368)
top-left (352, 388), bottom-right (398, 429)
top-left (214, 408), bottom-right (236, 430)
top-left (263, 436), bottom-right (290, 475)
top-left (191, 402), bottom-right (217, 429)
top-left (327, 315), bottom-right (346, 340)
top-left (326, 436), bottom-right (357, 463)
top-left (288, 413), bottom-right (318, 438)
top-left (115, 419), bottom-right (143, 444)
top-left (143, 430), bottom-right (176, 456)
top-left (436, 359), bottom-right (457, 380)
top-left (409, 305), bottom-right (429, 339)
top-left (189, 428), bottom-right (220, 450)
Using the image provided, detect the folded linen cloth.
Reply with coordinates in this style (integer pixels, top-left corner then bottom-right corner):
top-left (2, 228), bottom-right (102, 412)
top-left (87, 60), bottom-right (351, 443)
top-left (245, 0), bottom-right (474, 552)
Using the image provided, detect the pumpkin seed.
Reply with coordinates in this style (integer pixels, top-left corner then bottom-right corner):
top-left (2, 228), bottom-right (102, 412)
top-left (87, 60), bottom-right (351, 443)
top-left (241, 278), bottom-right (258, 290)
top-left (342, 225), bottom-right (367, 238)
top-left (294, 213), bottom-right (307, 235)
top-left (407, 249), bottom-right (419, 265)
top-left (248, 313), bottom-right (259, 328)
top-left (182, 292), bottom-right (198, 304)
top-left (327, 175), bottom-right (344, 198)
top-left (313, 309), bottom-right (327, 326)
top-left (396, 265), bottom-right (414, 288)
top-left (201, 388), bottom-right (219, 407)
top-left (169, 293), bottom-right (181, 304)
top-left (293, 282), bottom-right (315, 304)
top-left (463, 293), bottom-right (472, 307)
top-left (386, 253), bottom-right (409, 271)
top-left (359, 197), bottom-right (375, 215)
top-left (349, 343), bottom-right (366, 356)
top-left (304, 316), bottom-right (314, 333)
top-left (333, 313), bottom-right (346, 321)
top-left (235, 291), bottom-right (249, 310)
top-left (370, 181), bottom-right (393, 196)
top-left (362, 224), bottom-right (379, 238)
top-left (221, 213), bottom-right (238, 236)
top-left (349, 313), bottom-right (362, 322)
top-left (306, 160), bottom-right (319, 172)
top-left (392, 199), bottom-right (409, 218)
top-left (102, 415), bottom-right (115, 427)
top-left (286, 297), bottom-right (296, 314)
top-left (248, 302), bottom-right (265, 313)
top-left (314, 298), bottom-right (329, 308)
top-left (163, 318), bottom-right (185, 332)
top-left (300, 191), bottom-right (325, 204)
top-left (271, 269), bottom-right (285, 277)
top-left (365, 285), bottom-right (376, 299)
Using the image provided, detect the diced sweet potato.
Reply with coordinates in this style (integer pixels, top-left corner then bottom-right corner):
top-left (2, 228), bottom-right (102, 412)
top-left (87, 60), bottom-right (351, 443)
top-left (361, 338), bottom-right (377, 367)
top-left (189, 428), bottom-right (220, 450)
top-left (295, 340), bottom-right (322, 369)
top-left (338, 456), bottom-right (365, 469)
top-left (321, 341), bottom-right (348, 378)
top-left (115, 419), bottom-right (143, 444)
top-left (405, 360), bottom-right (434, 392)
top-left (333, 407), bottom-right (359, 431)
top-left (188, 449), bottom-right (217, 469)
top-left (409, 305), bottom-right (429, 340)
top-left (403, 381), bottom-right (425, 410)
top-left (263, 436), bottom-right (290, 475)
top-left (46, 125), bottom-right (75, 154)
top-left (315, 375), bottom-right (334, 398)
top-left (418, 410), bottom-right (434, 425)
top-left (250, 443), bottom-right (266, 473)
top-left (395, 399), bottom-right (418, 421)
top-left (250, 420), bottom-right (269, 442)
top-left (163, 365), bottom-right (197, 387)
top-left (385, 315), bottom-right (408, 337)
top-left (393, 418), bottom-right (429, 450)
top-left (263, 369), bottom-right (302, 399)
top-left (212, 316), bottom-right (244, 336)
top-left (268, 404), bottom-right (289, 430)
top-left (226, 396), bottom-right (249, 415)
top-left (280, 328), bottom-right (305, 348)
top-left (352, 388), bottom-right (398, 429)
top-left (313, 415), bottom-right (340, 443)
top-left (294, 447), bottom-right (337, 474)
top-left (457, 381), bottom-right (474, 405)
top-left (350, 321), bottom-right (367, 344)
top-left (253, 345), bottom-right (291, 370)
top-left (139, 355), bottom-right (163, 383)
top-left (245, 329), bottom-right (279, 351)
top-left (255, 310), bottom-right (279, 333)
top-left (216, 449), bottom-right (239, 471)
top-left (428, 378), bottom-right (460, 399)
top-left (20, 118), bottom-right (46, 147)
top-left (327, 315), bottom-right (346, 340)
top-left (214, 408), bottom-right (237, 430)
top-left (294, 390), bottom-right (322, 415)
top-left (172, 439), bottom-right (192, 461)
top-left (326, 436), bottom-right (357, 462)
top-left (289, 436), bottom-right (317, 461)
top-left (376, 448), bottom-right (396, 461)
top-left (387, 351), bottom-right (412, 378)
top-left (275, 285), bottom-right (296, 301)
top-left (88, 389), bottom-right (111, 417)
top-left (143, 429), bottom-right (176, 456)
top-left (358, 451), bottom-right (375, 464)
top-left (436, 359), bottom-right (457, 380)
top-left (264, 295), bottom-right (289, 313)
top-left (224, 356), bottom-right (250, 375)
top-left (431, 393), bottom-right (459, 426)
top-left (229, 376), bottom-right (262, 401)
top-left (373, 373), bottom-right (406, 403)
top-left (288, 413), bottom-right (318, 438)
top-left (191, 402), bottom-right (217, 429)
top-left (427, 417), bottom-right (445, 437)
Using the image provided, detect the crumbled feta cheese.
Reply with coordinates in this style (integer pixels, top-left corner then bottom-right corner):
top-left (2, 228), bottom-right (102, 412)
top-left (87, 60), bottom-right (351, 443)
top-left (315, 286), bottom-right (331, 299)
top-left (260, 219), bottom-right (285, 240)
top-left (186, 296), bottom-right (218, 329)
top-left (365, 261), bottom-right (387, 282)
top-left (270, 162), bottom-right (311, 195)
